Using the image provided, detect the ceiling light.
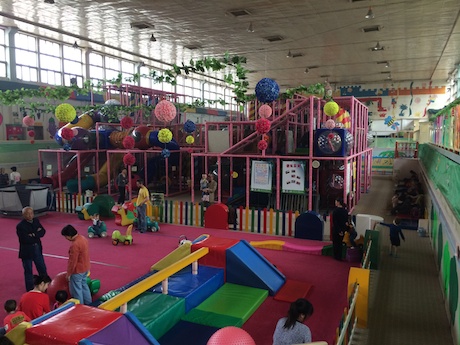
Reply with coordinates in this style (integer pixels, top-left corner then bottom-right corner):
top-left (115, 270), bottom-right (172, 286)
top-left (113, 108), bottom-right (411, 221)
top-left (371, 42), bottom-right (384, 51)
top-left (72, 41), bottom-right (79, 49)
top-left (385, 62), bottom-right (390, 68)
top-left (365, 7), bottom-right (375, 19)
top-left (150, 34), bottom-right (157, 42)
top-left (44, 0), bottom-right (55, 3)
top-left (304, 68), bottom-right (309, 74)
top-left (286, 50), bottom-right (292, 58)
top-left (247, 22), bottom-right (254, 33)
top-left (387, 74), bottom-right (392, 79)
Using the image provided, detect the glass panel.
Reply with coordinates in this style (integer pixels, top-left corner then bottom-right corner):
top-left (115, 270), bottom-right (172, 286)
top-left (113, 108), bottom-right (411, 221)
top-left (63, 60), bottom-right (82, 74)
top-left (63, 46), bottom-right (82, 62)
top-left (39, 39), bottom-right (60, 56)
top-left (30, 68), bottom-right (38, 82)
top-left (16, 50), bottom-right (38, 67)
top-left (0, 47), bottom-right (5, 61)
top-left (105, 56), bottom-right (119, 70)
top-left (121, 60), bottom-right (134, 73)
top-left (89, 65), bottom-right (104, 79)
top-left (105, 69), bottom-right (119, 80)
top-left (40, 55), bottom-right (61, 71)
top-left (89, 52), bottom-right (103, 66)
top-left (0, 62), bottom-right (6, 78)
top-left (0, 29), bottom-right (4, 45)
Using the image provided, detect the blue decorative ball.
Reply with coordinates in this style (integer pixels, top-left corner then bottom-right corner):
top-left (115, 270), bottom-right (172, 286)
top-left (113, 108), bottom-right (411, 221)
top-left (255, 78), bottom-right (280, 103)
top-left (161, 148), bottom-right (171, 158)
top-left (183, 120), bottom-right (196, 133)
top-left (63, 143), bottom-right (71, 151)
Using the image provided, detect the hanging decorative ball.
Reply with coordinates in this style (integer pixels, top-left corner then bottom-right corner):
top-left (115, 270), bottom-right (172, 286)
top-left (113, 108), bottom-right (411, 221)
top-left (161, 148), bottom-right (171, 158)
top-left (158, 128), bottom-right (173, 144)
top-left (55, 103), bottom-right (77, 123)
top-left (61, 127), bottom-right (75, 141)
top-left (262, 134), bottom-right (270, 142)
top-left (30, 140), bottom-right (35, 144)
top-left (258, 139), bottom-right (268, 151)
top-left (255, 78), bottom-right (280, 103)
top-left (324, 101), bottom-right (340, 117)
top-left (183, 120), bottom-right (196, 133)
top-left (123, 153), bottom-right (136, 166)
top-left (325, 119), bottom-right (336, 129)
top-left (154, 100), bottom-right (177, 123)
top-left (28, 130), bottom-right (35, 137)
top-left (63, 143), bottom-right (71, 151)
top-left (22, 115), bottom-right (35, 127)
top-left (258, 104), bottom-right (273, 119)
top-left (232, 171), bottom-right (239, 179)
top-left (120, 116), bottom-right (134, 129)
top-left (255, 118), bottom-right (271, 135)
top-left (123, 136), bottom-right (135, 149)
top-left (186, 135), bottom-right (195, 144)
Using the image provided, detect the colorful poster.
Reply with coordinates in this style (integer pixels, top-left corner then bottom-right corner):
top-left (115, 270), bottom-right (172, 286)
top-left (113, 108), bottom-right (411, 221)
top-left (250, 160), bottom-right (272, 193)
top-left (282, 161), bottom-right (305, 194)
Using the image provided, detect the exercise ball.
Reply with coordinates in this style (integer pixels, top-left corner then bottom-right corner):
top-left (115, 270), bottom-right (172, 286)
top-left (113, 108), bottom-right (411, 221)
top-left (47, 271), bottom-right (70, 304)
top-left (207, 327), bottom-right (256, 345)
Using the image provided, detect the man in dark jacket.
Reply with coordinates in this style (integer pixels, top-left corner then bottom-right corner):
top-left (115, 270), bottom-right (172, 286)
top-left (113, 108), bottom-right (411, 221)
top-left (16, 207), bottom-right (48, 291)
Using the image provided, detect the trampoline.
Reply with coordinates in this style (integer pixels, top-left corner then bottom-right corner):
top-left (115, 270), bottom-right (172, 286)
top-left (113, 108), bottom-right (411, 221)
top-left (0, 184), bottom-right (52, 216)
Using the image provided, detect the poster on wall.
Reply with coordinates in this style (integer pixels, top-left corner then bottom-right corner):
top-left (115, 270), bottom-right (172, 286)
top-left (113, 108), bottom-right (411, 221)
top-left (250, 160), bottom-right (272, 193)
top-left (282, 161), bottom-right (305, 194)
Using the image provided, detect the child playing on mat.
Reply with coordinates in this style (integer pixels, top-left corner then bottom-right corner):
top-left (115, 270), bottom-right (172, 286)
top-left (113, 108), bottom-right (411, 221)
top-left (3, 299), bottom-right (30, 333)
top-left (273, 298), bottom-right (314, 345)
top-left (380, 218), bottom-right (405, 257)
top-left (53, 290), bottom-right (69, 310)
top-left (200, 174), bottom-right (209, 204)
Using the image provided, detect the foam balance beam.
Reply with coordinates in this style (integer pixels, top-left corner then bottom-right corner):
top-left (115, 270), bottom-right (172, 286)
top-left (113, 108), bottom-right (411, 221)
top-left (151, 266), bottom-right (224, 313)
top-left (182, 283), bottom-right (268, 328)
top-left (127, 292), bottom-right (185, 340)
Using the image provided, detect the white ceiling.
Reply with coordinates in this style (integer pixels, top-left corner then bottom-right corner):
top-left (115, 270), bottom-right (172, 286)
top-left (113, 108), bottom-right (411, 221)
top-left (0, 0), bottom-right (459, 91)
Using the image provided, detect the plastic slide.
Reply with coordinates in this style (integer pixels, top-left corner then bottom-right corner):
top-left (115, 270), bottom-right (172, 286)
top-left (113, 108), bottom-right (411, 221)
top-left (43, 152), bottom-right (94, 188)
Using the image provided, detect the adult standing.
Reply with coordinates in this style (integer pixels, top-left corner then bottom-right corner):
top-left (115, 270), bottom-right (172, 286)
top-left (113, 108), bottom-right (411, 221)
top-left (0, 168), bottom-right (8, 187)
top-left (9, 167), bottom-right (20, 185)
top-left (136, 179), bottom-right (150, 233)
top-left (61, 224), bottom-right (92, 305)
top-left (207, 173), bottom-right (217, 204)
top-left (116, 168), bottom-right (128, 205)
top-left (16, 207), bottom-right (48, 291)
top-left (332, 197), bottom-right (349, 261)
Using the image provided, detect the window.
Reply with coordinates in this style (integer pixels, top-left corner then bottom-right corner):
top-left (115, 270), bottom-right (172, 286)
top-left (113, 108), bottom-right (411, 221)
top-left (139, 66), bottom-right (153, 88)
top-left (121, 60), bottom-right (135, 85)
top-left (15, 33), bottom-right (38, 82)
top-left (63, 45), bottom-right (83, 87)
top-left (89, 52), bottom-right (104, 87)
top-left (0, 28), bottom-right (6, 77)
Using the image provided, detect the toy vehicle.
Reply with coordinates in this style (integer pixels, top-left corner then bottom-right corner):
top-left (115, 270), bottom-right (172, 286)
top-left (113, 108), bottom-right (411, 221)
top-left (133, 216), bottom-right (160, 232)
top-left (112, 225), bottom-right (133, 246)
top-left (88, 221), bottom-right (107, 238)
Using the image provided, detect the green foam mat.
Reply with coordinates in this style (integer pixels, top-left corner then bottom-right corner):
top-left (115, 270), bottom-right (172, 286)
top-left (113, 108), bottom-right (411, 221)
top-left (183, 283), bottom-right (267, 327)
top-left (181, 309), bottom-right (243, 328)
top-left (127, 292), bottom-right (185, 339)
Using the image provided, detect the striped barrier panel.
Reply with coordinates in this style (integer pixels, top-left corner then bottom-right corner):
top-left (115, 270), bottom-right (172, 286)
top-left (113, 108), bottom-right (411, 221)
top-left (54, 192), bottom-right (95, 213)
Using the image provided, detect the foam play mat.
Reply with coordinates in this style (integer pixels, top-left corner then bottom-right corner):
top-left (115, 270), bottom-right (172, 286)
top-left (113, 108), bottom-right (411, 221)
top-left (274, 280), bottom-right (313, 303)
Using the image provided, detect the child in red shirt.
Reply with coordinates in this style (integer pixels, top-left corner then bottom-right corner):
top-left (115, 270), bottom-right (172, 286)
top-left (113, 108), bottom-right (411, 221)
top-left (18, 275), bottom-right (51, 320)
top-left (3, 299), bottom-right (31, 332)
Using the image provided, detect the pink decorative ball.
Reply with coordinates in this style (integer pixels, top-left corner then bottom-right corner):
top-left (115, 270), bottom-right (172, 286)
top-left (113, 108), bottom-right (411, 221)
top-left (123, 153), bottom-right (136, 166)
top-left (207, 327), bottom-right (256, 345)
top-left (22, 115), bottom-right (35, 127)
top-left (154, 100), bottom-right (177, 123)
top-left (123, 136), bottom-right (135, 149)
top-left (258, 104), bottom-right (273, 119)
top-left (120, 116), bottom-right (134, 129)
top-left (28, 130), bottom-right (35, 137)
top-left (258, 139), bottom-right (268, 151)
top-left (255, 118), bottom-right (271, 135)
top-left (325, 119), bottom-right (336, 129)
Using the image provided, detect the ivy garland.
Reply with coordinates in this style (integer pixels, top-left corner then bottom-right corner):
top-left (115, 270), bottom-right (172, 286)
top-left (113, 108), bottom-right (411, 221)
top-left (432, 97), bottom-right (460, 121)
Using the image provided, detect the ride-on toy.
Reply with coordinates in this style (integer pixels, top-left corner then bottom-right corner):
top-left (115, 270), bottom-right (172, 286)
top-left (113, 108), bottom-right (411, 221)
top-left (133, 216), bottom-right (160, 232)
top-left (112, 225), bottom-right (133, 246)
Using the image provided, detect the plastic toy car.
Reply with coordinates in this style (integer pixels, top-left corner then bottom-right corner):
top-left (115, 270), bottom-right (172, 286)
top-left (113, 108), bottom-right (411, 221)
top-left (112, 225), bottom-right (133, 246)
top-left (133, 216), bottom-right (160, 232)
top-left (88, 221), bottom-right (107, 238)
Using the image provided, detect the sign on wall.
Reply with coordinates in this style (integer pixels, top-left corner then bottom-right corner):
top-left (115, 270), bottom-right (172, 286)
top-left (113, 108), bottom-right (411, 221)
top-left (250, 160), bottom-right (272, 193)
top-left (282, 161), bottom-right (305, 194)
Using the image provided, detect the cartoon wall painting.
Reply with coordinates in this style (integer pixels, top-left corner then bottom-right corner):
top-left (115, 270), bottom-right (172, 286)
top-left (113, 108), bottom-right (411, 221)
top-left (384, 116), bottom-right (400, 130)
top-left (399, 104), bottom-right (408, 117)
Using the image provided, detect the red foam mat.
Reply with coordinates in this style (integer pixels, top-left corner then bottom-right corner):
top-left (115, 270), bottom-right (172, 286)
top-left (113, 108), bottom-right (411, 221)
top-left (273, 280), bottom-right (313, 303)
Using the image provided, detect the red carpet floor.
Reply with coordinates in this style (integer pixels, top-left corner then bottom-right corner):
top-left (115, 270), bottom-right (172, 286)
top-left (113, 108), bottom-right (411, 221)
top-left (0, 212), bottom-right (359, 344)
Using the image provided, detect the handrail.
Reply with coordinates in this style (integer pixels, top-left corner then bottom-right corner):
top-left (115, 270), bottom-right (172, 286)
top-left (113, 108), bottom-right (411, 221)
top-left (336, 283), bottom-right (359, 345)
top-left (99, 247), bottom-right (209, 311)
top-left (361, 239), bottom-right (372, 269)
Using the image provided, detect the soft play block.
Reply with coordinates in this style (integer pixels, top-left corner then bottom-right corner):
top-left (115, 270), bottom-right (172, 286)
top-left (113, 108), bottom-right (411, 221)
top-left (183, 283), bottom-right (268, 328)
top-left (274, 280), bottom-right (314, 303)
top-left (151, 266), bottom-right (224, 312)
top-left (204, 203), bottom-right (229, 230)
top-left (226, 240), bottom-right (285, 295)
top-left (128, 292), bottom-right (185, 340)
top-left (25, 304), bottom-right (122, 345)
top-left (159, 320), bottom-right (220, 345)
top-left (191, 236), bottom-right (239, 268)
top-left (181, 309), bottom-right (243, 328)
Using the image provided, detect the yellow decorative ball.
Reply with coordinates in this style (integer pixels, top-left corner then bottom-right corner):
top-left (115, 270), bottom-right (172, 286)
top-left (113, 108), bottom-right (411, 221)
top-left (55, 103), bottom-right (77, 122)
top-left (158, 128), bottom-right (173, 144)
top-left (324, 101), bottom-right (339, 117)
top-left (186, 135), bottom-right (195, 144)
top-left (232, 171), bottom-right (239, 179)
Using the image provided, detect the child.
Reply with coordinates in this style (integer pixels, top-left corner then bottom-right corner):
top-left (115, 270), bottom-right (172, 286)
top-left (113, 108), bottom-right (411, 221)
top-left (380, 218), bottom-right (405, 257)
top-left (200, 174), bottom-right (209, 204)
top-left (90, 214), bottom-right (102, 233)
top-left (53, 290), bottom-right (69, 310)
top-left (346, 218), bottom-right (357, 248)
top-left (3, 299), bottom-right (31, 333)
